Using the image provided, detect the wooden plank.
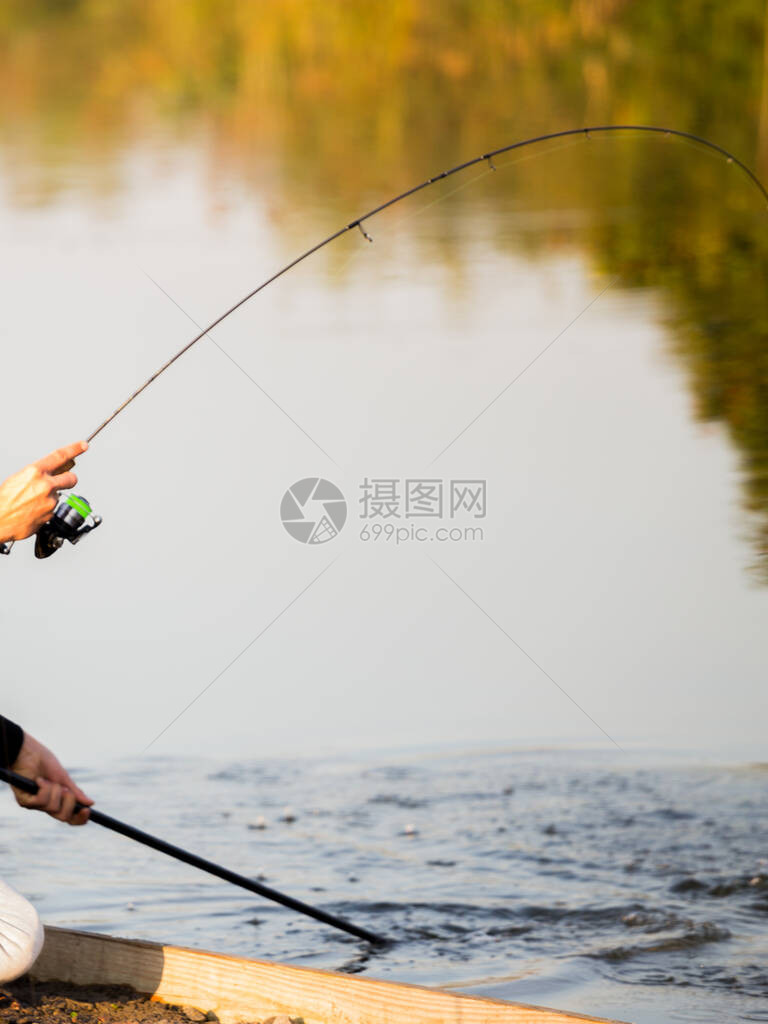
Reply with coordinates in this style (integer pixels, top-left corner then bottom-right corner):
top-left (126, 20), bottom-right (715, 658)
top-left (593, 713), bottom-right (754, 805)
top-left (32, 927), bottom-right (629, 1024)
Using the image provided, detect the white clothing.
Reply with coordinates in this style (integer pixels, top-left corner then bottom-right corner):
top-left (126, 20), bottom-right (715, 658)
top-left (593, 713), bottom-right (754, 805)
top-left (0, 879), bottom-right (44, 983)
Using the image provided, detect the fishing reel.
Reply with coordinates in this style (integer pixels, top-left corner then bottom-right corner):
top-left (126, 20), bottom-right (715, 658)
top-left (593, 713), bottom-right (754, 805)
top-left (0, 494), bottom-right (102, 558)
top-left (33, 494), bottom-right (102, 559)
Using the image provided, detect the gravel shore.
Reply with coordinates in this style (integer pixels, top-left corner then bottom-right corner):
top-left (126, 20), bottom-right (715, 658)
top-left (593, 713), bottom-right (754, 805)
top-left (0, 981), bottom-right (303, 1024)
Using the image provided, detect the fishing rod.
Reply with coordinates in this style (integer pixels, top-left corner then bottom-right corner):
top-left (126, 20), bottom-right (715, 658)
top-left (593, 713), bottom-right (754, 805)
top-left (0, 765), bottom-right (387, 946)
top-left (4, 124), bottom-right (768, 560)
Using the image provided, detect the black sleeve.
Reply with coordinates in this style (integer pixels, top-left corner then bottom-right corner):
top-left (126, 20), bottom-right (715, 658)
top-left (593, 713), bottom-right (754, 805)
top-left (0, 715), bottom-right (24, 768)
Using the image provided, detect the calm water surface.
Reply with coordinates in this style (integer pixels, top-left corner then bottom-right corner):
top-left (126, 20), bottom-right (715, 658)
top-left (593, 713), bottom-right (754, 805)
top-left (2, 748), bottom-right (766, 1024)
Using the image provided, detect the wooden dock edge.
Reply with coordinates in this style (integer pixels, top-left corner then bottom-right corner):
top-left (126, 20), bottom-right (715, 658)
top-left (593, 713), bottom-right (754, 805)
top-left (32, 927), bottom-right (629, 1024)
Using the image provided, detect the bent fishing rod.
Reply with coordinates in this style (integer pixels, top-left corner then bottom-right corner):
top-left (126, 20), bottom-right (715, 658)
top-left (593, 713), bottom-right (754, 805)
top-left (4, 124), bottom-right (767, 560)
top-left (0, 766), bottom-right (387, 945)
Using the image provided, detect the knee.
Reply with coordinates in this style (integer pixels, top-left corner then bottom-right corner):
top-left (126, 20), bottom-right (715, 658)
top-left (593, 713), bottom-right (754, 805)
top-left (0, 885), bottom-right (45, 983)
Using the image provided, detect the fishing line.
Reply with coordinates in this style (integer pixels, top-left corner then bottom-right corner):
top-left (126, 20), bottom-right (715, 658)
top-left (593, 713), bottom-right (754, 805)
top-left (86, 124), bottom-right (768, 446)
top-left (360, 136), bottom-right (586, 234)
top-left (141, 134), bottom-right (595, 416)
top-left (327, 135), bottom-right (588, 283)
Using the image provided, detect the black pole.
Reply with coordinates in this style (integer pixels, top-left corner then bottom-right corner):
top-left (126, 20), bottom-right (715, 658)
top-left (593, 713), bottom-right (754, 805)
top-left (0, 767), bottom-right (387, 946)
